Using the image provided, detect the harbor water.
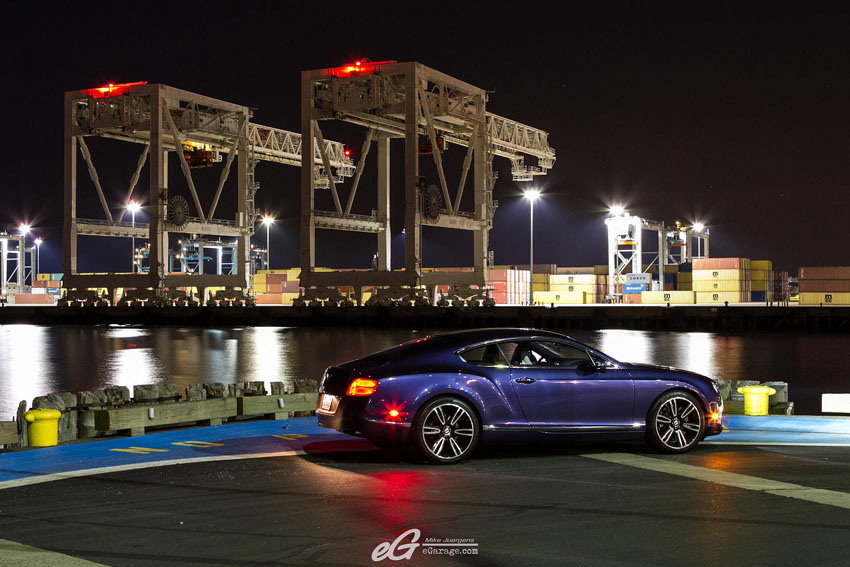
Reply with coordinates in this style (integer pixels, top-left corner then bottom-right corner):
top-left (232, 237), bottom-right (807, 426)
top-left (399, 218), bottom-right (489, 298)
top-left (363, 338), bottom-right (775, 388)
top-left (1, 324), bottom-right (849, 420)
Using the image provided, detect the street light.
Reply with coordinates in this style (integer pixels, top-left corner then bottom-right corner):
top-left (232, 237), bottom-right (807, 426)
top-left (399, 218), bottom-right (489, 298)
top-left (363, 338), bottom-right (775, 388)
top-left (127, 200), bottom-right (141, 273)
top-left (18, 223), bottom-right (30, 235)
top-left (610, 205), bottom-right (625, 217)
top-left (262, 214), bottom-right (274, 269)
top-left (523, 189), bottom-right (541, 305)
top-left (35, 237), bottom-right (42, 276)
top-left (693, 222), bottom-right (705, 258)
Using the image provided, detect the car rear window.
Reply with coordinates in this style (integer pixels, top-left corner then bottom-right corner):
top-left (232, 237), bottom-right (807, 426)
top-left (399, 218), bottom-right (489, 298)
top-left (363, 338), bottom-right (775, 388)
top-left (458, 344), bottom-right (509, 367)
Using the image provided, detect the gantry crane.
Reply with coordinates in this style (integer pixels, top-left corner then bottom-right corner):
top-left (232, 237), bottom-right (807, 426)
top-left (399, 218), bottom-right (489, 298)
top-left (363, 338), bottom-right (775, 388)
top-left (63, 82), bottom-right (354, 302)
top-left (605, 208), bottom-right (709, 299)
top-left (299, 60), bottom-right (556, 304)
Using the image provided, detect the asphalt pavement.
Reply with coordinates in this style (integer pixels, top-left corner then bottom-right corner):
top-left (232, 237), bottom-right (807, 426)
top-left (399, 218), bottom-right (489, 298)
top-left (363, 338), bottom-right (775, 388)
top-left (1, 417), bottom-right (850, 566)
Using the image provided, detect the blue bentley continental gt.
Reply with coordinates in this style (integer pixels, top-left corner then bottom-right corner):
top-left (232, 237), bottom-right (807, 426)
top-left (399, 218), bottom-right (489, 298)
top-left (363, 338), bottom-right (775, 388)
top-left (316, 328), bottom-right (723, 464)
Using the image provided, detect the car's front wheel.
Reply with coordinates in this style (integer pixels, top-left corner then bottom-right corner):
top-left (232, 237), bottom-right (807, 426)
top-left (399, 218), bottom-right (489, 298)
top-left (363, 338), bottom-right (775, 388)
top-left (412, 397), bottom-right (480, 464)
top-left (646, 391), bottom-right (705, 453)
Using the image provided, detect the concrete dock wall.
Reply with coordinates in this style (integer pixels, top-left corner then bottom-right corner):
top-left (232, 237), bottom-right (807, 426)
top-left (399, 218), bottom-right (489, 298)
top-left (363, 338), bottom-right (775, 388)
top-left (2, 305), bottom-right (850, 332)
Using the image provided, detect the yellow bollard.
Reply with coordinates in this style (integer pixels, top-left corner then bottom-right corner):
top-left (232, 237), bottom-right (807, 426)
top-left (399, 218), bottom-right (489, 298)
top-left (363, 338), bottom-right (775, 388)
top-left (737, 385), bottom-right (776, 416)
top-left (24, 409), bottom-right (61, 447)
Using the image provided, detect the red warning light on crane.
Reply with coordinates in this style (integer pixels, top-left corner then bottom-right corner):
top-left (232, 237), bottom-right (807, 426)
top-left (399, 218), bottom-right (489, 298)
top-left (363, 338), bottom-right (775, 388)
top-left (331, 59), bottom-right (396, 77)
top-left (86, 81), bottom-right (148, 98)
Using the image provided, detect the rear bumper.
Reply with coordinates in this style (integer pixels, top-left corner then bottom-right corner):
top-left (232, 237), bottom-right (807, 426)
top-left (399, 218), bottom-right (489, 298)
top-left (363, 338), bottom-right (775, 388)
top-left (316, 394), bottom-right (411, 445)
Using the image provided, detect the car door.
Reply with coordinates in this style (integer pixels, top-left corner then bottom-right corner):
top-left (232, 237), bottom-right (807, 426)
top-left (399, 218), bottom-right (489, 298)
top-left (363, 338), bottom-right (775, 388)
top-left (504, 340), bottom-right (635, 430)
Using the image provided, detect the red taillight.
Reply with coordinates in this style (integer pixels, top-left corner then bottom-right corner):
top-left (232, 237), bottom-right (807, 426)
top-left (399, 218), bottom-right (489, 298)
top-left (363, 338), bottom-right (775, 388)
top-left (388, 409), bottom-right (400, 417)
top-left (347, 378), bottom-right (378, 396)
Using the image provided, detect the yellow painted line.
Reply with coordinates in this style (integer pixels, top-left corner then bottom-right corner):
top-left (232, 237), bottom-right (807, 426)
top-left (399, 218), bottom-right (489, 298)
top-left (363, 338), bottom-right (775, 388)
top-left (172, 441), bottom-right (224, 447)
top-left (273, 434), bottom-right (309, 441)
top-left (584, 453), bottom-right (850, 510)
top-left (0, 538), bottom-right (109, 566)
top-left (109, 447), bottom-right (169, 454)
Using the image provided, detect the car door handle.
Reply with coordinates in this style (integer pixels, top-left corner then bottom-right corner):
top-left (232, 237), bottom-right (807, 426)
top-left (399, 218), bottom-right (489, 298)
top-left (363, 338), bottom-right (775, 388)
top-left (514, 377), bottom-right (536, 384)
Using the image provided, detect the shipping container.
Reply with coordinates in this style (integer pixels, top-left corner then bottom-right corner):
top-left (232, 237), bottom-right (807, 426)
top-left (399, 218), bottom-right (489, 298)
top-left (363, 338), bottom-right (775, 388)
top-left (693, 258), bottom-right (750, 270)
top-left (751, 260), bottom-right (773, 271)
top-left (641, 291), bottom-right (696, 304)
top-left (36, 273), bottom-right (51, 282)
top-left (798, 280), bottom-right (850, 293)
top-left (693, 269), bottom-right (748, 281)
top-left (695, 292), bottom-right (750, 303)
top-left (623, 283), bottom-right (647, 294)
top-left (622, 293), bottom-right (642, 304)
top-left (255, 293), bottom-right (283, 305)
top-left (799, 267), bottom-right (850, 280)
top-left (10, 294), bottom-right (55, 305)
top-left (533, 291), bottom-right (585, 305)
top-left (549, 274), bottom-right (597, 285)
top-left (693, 280), bottom-right (748, 292)
top-left (798, 292), bottom-right (850, 305)
top-left (549, 283), bottom-right (596, 294)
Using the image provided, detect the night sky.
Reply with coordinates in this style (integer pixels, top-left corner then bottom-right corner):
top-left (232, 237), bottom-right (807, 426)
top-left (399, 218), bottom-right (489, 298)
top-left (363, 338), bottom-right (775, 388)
top-left (2, 3), bottom-right (849, 274)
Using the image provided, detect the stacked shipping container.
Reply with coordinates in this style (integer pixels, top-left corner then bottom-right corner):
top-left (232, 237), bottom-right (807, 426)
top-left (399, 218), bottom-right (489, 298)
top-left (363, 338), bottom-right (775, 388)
top-left (798, 267), bottom-right (850, 305)
top-left (692, 258), bottom-right (751, 303)
top-left (750, 260), bottom-right (774, 302)
top-left (13, 273), bottom-right (63, 304)
top-left (489, 268), bottom-right (531, 305)
top-left (252, 269), bottom-right (301, 305)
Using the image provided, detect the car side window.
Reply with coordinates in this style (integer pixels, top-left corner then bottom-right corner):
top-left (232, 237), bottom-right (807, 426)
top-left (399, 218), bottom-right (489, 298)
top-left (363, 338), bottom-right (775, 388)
top-left (506, 341), bottom-right (548, 367)
top-left (458, 344), bottom-right (509, 367)
top-left (536, 341), bottom-right (593, 369)
top-left (507, 340), bottom-right (592, 368)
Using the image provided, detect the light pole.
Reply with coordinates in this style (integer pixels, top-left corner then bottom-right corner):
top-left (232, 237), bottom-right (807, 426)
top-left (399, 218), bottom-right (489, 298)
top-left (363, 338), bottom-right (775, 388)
top-left (35, 237), bottom-right (42, 276)
top-left (18, 224), bottom-right (30, 284)
top-left (127, 200), bottom-right (141, 273)
top-left (692, 222), bottom-right (705, 259)
top-left (262, 214), bottom-right (274, 269)
top-left (523, 189), bottom-right (541, 305)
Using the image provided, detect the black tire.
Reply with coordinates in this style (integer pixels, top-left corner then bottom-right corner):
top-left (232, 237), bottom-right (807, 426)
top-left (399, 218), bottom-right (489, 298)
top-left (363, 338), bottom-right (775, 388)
top-left (645, 390), bottom-right (705, 454)
top-left (412, 397), bottom-right (480, 464)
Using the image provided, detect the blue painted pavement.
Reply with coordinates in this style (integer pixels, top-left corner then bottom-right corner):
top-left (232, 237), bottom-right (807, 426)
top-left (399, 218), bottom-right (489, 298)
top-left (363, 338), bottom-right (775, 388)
top-left (0, 418), bottom-right (373, 486)
top-left (705, 414), bottom-right (850, 446)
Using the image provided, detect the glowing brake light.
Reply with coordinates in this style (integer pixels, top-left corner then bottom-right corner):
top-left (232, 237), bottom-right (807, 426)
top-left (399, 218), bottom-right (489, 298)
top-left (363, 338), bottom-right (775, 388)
top-left (347, 378), bottom-right (378, 396)
top-left (388, 409), bottom-right (400, 417)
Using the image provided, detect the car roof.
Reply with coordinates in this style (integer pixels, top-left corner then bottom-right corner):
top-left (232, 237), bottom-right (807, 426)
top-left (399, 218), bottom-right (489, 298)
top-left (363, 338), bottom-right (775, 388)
top-left (432, 328), bottom-right (571, 347)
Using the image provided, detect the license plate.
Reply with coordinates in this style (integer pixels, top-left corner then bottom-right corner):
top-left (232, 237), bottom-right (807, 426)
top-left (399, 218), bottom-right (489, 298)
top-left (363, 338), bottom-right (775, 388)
top-left (320, 394), bottom-right (334, 411)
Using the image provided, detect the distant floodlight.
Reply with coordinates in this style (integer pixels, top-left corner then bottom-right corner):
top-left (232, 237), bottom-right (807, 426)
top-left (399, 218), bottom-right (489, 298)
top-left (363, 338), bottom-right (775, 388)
top-left (35, 237), bottom-right (43, 246)
top-left (19, 223), bottom-right (30, 235)
top-left (127, 200), bottom-right (141, 213)
top-left (610, 205), bottom-right (625, 217)
top-left (523, 188), bottom-right (541, 202)
top-left (693, 222), bottom-right (705, 232)
top-left (262, 214), bottom-right (274, 226)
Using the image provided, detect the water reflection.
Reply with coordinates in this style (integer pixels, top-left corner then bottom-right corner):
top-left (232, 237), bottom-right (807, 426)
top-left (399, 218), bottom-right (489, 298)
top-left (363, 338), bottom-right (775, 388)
top-left (1, 325), bottom-right (849, 418)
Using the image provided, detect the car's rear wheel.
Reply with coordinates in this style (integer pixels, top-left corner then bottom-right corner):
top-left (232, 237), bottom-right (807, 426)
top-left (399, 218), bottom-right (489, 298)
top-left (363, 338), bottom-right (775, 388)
top-left (412, 397), bottom-right (480, 464)
top-left (646, 391), bottom-right (705, 453)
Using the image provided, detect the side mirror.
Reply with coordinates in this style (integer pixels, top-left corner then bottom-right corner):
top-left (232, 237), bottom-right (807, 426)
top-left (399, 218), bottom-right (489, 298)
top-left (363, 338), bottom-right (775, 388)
top-left (576, 361), bottom-right (597, 376)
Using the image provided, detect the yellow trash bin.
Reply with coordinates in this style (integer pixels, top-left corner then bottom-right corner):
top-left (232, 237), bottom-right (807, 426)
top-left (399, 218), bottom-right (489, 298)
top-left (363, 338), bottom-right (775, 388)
top-left (24, 409), bottom-right (61, 447)
top-left (737, 385), bottom-right (776, 416)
